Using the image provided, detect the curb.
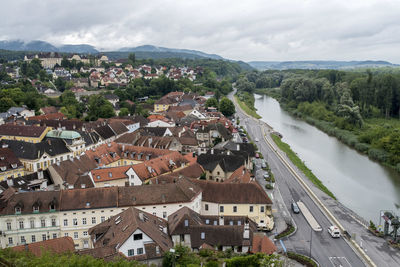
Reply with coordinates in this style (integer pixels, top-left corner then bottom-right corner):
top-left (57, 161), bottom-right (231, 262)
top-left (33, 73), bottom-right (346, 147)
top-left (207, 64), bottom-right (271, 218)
top-left (261, 127), bottom-right (376, 267)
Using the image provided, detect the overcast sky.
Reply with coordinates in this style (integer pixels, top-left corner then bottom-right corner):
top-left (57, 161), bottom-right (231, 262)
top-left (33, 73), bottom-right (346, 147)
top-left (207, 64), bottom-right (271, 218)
top-left (1, 0), bottom-right (400, 62)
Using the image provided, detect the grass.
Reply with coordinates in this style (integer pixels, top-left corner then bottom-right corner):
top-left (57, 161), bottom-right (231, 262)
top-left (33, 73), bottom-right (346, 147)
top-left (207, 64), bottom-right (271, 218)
top-left (271, 134), bottom-right (336, 200)
top-left (275, 224), bottom-right (295, 239)
top-left (234, 95), bottom-right (262, 119)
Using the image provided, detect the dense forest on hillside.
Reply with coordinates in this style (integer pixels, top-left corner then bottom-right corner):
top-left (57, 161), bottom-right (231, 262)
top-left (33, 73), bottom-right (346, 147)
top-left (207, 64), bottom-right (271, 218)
top-left (235, 68), bottom-right (400, 171)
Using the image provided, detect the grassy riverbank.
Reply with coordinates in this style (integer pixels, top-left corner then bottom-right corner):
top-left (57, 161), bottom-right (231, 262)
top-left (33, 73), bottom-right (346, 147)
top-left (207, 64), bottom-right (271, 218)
top-left (234, 95), bottom-right (262, 119)
top-left (260, 88), bottom-right (400, 173)
top-left (271, 134), bottom-right (336, 199)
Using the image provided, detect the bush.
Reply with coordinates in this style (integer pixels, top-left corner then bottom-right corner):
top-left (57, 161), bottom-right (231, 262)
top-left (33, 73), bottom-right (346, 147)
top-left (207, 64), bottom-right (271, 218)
top-left (205, 261), bottom-right (219, 267)
top-left (287, 252), bottom-right (317, 267)
top-left (275, 224), bottom-right (295, 239)
top-left (265, 184), bottom-right (273, 190)
top-left (199, 249), bottom-right (213, 258)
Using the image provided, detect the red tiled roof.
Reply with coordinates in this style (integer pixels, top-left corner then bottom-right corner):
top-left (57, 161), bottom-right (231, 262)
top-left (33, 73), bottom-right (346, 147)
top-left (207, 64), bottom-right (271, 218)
top-left (91, 165), bottom-right (131, 183)
top-left (251, 233), bottom-right (276, 254)
top-left (12, 237), bottom-right (75, 257)
top-left (28, 112), bottom-right (66, 121)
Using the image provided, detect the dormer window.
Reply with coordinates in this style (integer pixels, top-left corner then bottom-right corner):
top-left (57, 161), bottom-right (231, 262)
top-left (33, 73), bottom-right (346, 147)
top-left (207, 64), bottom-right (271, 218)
top-left (97, 175), bottom-right (100, 180)
top-left (15, 207), bottom-right (21, 214)
top-left (33, 206), bottom-right (39, 213)
top-left (49, 204), bottom-right (55, 211)
top-left (11, 164), bottom-right (17, 169)
top-left (184, 219), bottom-right (189, 227)
top-left (108, 172), bottom-right (112, 178)
top-left (0, 166), bottom-right (6, 171)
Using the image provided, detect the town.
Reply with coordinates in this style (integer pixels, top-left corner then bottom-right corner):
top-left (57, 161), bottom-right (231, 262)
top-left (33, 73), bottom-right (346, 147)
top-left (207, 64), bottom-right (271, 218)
top-left (0, 53), bottom-right (279, 266)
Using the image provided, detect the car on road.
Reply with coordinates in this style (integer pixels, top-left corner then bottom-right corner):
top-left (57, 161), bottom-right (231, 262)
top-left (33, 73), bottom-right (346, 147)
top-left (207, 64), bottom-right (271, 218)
top-left (261, 161), bottom-right (267, 169)
top-left (263, 172), bottom-right (269, 179)
top-left (239, 132), bottom-right (247, 137)
top-left (328, 226), bottom-right (341, 238)
top-left (291, 202), bottom-right (300, 214)
top-left (255, 138), bottom-right (259, 142)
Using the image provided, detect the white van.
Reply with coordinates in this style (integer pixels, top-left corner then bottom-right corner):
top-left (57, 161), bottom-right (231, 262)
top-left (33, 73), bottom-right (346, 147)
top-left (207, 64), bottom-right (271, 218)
top-left (328, 226), bottom-right (341, 238)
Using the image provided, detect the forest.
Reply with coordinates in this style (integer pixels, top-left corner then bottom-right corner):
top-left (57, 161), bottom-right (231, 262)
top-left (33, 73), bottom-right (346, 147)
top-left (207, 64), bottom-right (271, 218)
top-left (235, 68), bottom-right (400, 171)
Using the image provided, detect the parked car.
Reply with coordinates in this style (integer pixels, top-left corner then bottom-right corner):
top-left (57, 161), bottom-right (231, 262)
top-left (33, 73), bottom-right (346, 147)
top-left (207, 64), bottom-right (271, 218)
top-left (261, 161), bottom-right (267, 169)
top-left (255, 137), bottom-right (259, 142)
top-left (263, 172), bottom-right (269, 179)
top-left (291, 202), bottom-right (300, 214)
top-left (328, 226), bottom-right (341, 238)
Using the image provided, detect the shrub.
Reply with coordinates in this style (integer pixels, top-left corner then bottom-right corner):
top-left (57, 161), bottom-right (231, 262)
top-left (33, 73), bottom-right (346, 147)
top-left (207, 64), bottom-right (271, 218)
top-left (265, 184), bottom-right (273, 190)
top-left (287, 252), bottom-right (317, 267)
top-left (275, 224), bottom-right (295, 239)
top-left (205, 261), bottom-right (219, 267)
top-left (199, 249), bottom-right (213, 257)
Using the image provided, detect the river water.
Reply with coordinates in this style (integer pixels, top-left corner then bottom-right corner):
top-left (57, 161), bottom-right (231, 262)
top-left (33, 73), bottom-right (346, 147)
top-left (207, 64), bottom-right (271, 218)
top-left (254, 94), bottom-right (400, 223)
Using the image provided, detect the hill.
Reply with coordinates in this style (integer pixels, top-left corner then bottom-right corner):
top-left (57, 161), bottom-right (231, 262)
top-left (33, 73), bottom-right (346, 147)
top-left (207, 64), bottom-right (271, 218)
top-left (0, 40), bottom-right (98, 54)
top-left (248, 60), bottom-right (399, 70)
top-left (118, 45), bottom-right (223, 60)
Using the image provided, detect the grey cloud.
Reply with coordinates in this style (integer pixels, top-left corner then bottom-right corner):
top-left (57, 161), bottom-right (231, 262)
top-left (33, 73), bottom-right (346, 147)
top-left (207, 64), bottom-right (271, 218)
top-left (1, 0), bottom-right (400, 62)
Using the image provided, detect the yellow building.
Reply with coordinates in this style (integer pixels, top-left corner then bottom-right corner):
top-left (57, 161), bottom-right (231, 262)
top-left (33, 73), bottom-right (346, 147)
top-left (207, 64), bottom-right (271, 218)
top-left (0, 125), bottom-right (51, 144)
top-left (0, 147), bottom-right (25, 181)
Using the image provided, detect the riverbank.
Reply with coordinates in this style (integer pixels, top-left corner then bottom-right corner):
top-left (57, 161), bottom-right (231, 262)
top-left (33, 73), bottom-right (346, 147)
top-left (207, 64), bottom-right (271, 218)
top-left (257, 89), bottom-right (400, 174)
top-left (234, 95), bottom-right (261, 119)
top-left (271, 134), bottom-right (336, 199)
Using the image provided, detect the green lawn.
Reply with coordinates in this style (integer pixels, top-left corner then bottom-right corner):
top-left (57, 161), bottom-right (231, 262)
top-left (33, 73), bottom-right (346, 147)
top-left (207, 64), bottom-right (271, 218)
top-left (234, 95), bottom-right (262, 119)
top-left (271, 134), bottom-right (336, 199)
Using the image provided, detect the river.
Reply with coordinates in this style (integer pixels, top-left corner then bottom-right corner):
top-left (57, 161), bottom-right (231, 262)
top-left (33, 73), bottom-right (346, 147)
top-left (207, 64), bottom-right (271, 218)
top-left (254, 94), bottom-right (400, 223)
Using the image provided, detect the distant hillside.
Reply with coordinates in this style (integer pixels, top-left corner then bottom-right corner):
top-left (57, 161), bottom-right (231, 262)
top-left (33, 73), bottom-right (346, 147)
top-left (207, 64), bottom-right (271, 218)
top-left (118, 45), bottom-right (223, 60)
top-left (248, 60), bottom-right (399, 70)
top-left (0, 40), bottom-right (98, 54)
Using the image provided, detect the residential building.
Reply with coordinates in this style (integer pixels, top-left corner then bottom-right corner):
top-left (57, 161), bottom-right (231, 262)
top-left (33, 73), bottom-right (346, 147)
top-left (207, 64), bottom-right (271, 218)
top-left (168, 207), bottom-right (257, 253)
top-left (0, 148), bottom-right (25, 181)
top-left (84, 207), bottom-right (172, 264)
top-left (193, 180), bottom-right (274, 231)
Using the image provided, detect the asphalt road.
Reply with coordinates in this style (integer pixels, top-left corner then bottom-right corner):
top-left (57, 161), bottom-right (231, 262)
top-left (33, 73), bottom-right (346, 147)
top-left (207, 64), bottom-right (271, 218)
top-left (230, 92), bottom-right (366, 267)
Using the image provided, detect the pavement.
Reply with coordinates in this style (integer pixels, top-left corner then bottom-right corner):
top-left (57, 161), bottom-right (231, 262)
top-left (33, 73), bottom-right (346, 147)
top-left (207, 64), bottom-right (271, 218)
top-left (230, 90), bottom-right (367, 267)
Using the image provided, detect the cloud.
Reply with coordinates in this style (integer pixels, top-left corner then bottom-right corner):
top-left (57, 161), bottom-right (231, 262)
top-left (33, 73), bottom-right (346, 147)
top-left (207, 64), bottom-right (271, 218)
top-left (1, 0), bottom-right (400, 62)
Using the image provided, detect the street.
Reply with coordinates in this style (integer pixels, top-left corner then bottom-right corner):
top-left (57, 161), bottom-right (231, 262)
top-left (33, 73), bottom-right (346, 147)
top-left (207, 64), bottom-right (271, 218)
top-left (230, 92), bottom-right (366, 267)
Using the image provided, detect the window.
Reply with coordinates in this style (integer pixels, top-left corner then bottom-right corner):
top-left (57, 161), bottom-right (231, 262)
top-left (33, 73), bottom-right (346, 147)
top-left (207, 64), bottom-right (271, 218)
top-left (52, 233), bottom-right (57, 239)
top-left (153, 212), bottom-right (156, 216)
top-left (205, 204), bottom-right (209, 211)
top-left (137, 248), bottom-right (143, 255)
top-left (163, 212), bottom-right (167, 218)
top-left (184, 219), bottom-right (189, 227)
top-left (205, 219), bottom-right (210, 224)
top-left (83, 231), bottom-right (88, 237)
top-left (19, 221), bottom-right (24, 229)
top-left (128, 249), bottom-right (134, 256)
top-left (260, 206), bottom-right (265, 212)
top-left (249, 206), bottom-right (253, 212)
top-left (20, 236), bottom-right (26, 244)
top-left (8, 237), bottom-right (13, 244)
top-left (133, 233), bottom-right (143, 240)
top-left (92, 217), bottom-right (96, 224)
top-left (15, 207), bottom-right (21, 214)
top-left (64, 219), bottom-right (68, 226)
top-left (49, 204), bottom-right (55, 211)
top-left (213, 220), bottom-right (217, 225)
top-left (51, 218), bottom-right (56, 227)
top-left (220, 206), bottom-right (224, 212)
top-left (31, 235), bottom-right (36, 242)
top-left (201, 232), bottom-right (205, 239)
top-left (42, 234), bottom-right (47, 241)
top-left (6, 222), bottom-right (11, 230)
top-left (64, 233), bottom-right (69, 237)
top-left (41, 219), bottom-right (46, 228)
top-left (238, 221), bottom-right (242, 225)
top-left (73, 219), bottom-right (78, 226)
top-left (33, 206), bottom-right (39, 213)
top-left (74, 232), bottom-right (78, 239)
top-left (156, 246), bottom-right (160, 254)
top-left (233, 206), bottom-right (237, 213)
top-left (101, 216), bottom-right (105, 222)
top-left (229, 221), bottom-right (234, 225)
top-left (30, 220), bottom-right (35, 229)
top-left (82, 218), bottom-right (87, 225)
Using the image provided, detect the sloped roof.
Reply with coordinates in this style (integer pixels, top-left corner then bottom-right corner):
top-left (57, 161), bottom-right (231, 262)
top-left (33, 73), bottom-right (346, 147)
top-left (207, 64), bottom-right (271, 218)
top-left (89, 207), bottom-right (172, 259)
top-left (12, 237), bottom-right (75, 257)
top-left (197, 154), bottom-right (245, 173)
top-left (252, 233), bottom-right (276, 254)
top-left (0, 124), bottom-right (47, 138)
top-left (193, 180), bottom-right (273, 205)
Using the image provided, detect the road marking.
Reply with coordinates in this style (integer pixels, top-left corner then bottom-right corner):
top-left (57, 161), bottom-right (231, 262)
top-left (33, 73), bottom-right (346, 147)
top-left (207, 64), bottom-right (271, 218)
top-left (329, 256), bottom-right (352, 267)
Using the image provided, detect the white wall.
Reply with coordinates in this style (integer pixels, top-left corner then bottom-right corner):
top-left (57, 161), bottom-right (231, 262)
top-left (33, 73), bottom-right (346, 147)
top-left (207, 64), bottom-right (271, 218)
top-left (119, 229), bottom-right (153, 257)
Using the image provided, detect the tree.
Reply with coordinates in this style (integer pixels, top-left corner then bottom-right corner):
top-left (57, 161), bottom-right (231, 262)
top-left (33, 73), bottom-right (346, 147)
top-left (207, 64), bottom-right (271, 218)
top-left (219, 97), bottom-right (235, 117)
top-left (205, 97), bottom-right (218, 108)
top-left (128, 53), bottom-right (136, 65)
top-left (119, 107), bottom-right (130, 117)
top-left (87, 95), bottom-right (115, 120)
top-left (0, 97), bottom-right (16, 112)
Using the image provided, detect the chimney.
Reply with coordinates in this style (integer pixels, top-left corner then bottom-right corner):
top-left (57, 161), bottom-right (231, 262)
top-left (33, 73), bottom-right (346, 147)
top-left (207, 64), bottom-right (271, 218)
top-left (2, 144), bottom-right (8, 148)
top-left (211, 149), bottom-right (214, 155)
top-left (237, 144), bottom-right (240, 151)
top-left (122, 145), bottom-right (125, 151)
top-left (38, 171), bottom-right (44, 179)
top-left (139, 212), bottom-right (144, 221)
top-left (243, 223), bottom-right (250, 239)
top-left (6, 177), bottom-right (13, 187)
top-left (242, 168), bottom-right (245, 175)
top-left (219, 216), bottom-right (224, 225)
top-left (227, 151), bottom-right (230, 155)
